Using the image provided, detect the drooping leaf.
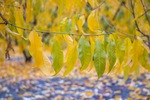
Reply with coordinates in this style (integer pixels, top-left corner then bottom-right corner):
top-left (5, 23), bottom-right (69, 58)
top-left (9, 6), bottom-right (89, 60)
top-left (14, 2), bottom-right (24, 36)
top-left (87, 10), bottom-right (99, 32)
top-left (77, 15), bottom-right (85, 34)
top-left (123, 65), bottom-right (130, 81)
top-left (140, 48), bottom-right (150, 71)
top-left (51, 37), bottom-right (63, 75)
top-left (78, 37), bottom-right (92, 71)
top-left (88, 37), bottom-right (96, 71)
top-left (29, 30), bottom-right (55, 75)
top-left (114, 36), bottom-right (125, 63)
top-left (26, 0), bottom-right (33, 23)
top-left (63, 41), bottom-right (78, 76)
top-left (130, 40), bottom-right (143, 73)
top-left (121, 38), bottom-right (133, 67)
top-left (107, 39), bottom-right (116, 73)
top-left (94, 38), bottom-right (106, 78)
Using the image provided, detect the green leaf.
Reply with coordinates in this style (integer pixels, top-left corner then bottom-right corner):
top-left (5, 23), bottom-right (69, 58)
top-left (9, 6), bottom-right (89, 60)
top-left (140, 49), bottom-right (150, 71)
top-left (107, 39), bottom-right (116, 73)
top-left (78, 37), bottom-right (92, 71)
top-left (123, 65), bottom-right (130, 81)
top-left (51, 37), bottom-right (63, 75)
top-left (94, 39), bottom-right (106, 78)
top-left (63, 41), bottom-right (78, 76)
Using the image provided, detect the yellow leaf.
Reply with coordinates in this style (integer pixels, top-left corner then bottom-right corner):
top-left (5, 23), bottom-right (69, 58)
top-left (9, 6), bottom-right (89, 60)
top-left (63, 40), bottom-right (78, 76)
top-left (77, 15), bottom-right (85, 34)
top-left (26, 0), bottom-right (33, 23)
top-left (87, 10), bottom-right (99, 32)
top-left (29, 31), bottom-right (55, 75)
top-left (14, 2), bottom-right (24, 36)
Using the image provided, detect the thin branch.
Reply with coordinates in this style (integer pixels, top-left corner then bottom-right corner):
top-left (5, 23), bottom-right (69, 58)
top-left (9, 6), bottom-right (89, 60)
top-left (0, 13), bottom-right (8, 24)
top-left (140, 0), bottom-right (150, 26)
top-left (136, 9), bottom-right (150, 19)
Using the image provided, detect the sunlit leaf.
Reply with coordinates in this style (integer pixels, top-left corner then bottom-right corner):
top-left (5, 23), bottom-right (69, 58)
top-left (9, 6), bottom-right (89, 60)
top-left (94, 38), bottom-right (106, 78)
top-left (77, 15), bottom-right (85, 34)
top-left (63, 41), bottom-right (78, 76)
top-left (107, 39), bottom-right (116, 73)
top-left (87, 10), bottom-right (99, 32)
top-left (51, 37), bottom-right (63, 75)
top-left (78, 37), bottom-right (92, 71)
top-left (29, 31), bottom-right (55, 75)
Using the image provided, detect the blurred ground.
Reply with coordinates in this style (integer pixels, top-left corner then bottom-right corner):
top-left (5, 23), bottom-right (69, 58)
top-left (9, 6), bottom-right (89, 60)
top-left (0, 58), bottom-right (150, 100)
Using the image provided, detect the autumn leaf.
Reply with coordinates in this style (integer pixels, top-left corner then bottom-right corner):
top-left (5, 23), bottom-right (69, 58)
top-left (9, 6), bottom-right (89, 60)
top-left (29, 31), bottom-right (55, 75)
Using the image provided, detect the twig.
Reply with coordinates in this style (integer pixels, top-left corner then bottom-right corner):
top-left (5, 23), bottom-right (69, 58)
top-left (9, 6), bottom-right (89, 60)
top-left (0, 13), bottom-right (8, 24)
top-left (136, 9), bottom-right (150, 19)
top-left (140, 0), bottom-right (150, 26)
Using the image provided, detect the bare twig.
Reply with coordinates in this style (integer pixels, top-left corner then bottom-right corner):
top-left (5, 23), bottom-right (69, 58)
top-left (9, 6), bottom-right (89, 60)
top-left (0, 13), bottom-right (8, 24)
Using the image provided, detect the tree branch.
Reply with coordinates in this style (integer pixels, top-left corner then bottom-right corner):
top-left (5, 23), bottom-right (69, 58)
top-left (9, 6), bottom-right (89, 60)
top-left (0, 13), bottom-right (8, 25)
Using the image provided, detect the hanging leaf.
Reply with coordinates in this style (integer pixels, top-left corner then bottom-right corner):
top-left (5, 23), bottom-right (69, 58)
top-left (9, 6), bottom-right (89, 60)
top-left (26, 0), bottom-right (33, 23)
top-left (78, 37), bottom-right (92, 71)
top-left (77, 15), bottom-right (85, 34)
top-left (87, 10), bottom-right (99, 32)
top-left (123, 65), bottom-right (130, 81)
top-left (63, 41), bottom-right (78, 76)
top-left (51, 37), bottom-right (63, 75)
top-left (107, 39), bottom-right (116, 73)
top-left (130, 40), bottom-right (143, 73)
top-left (29, 31), bottom-right (55, 75)
top-left (140, 48), bottom-right (150, 71)
top-left (88, 37), bottom-right (96, 71)
top-left (14, 2), bottom-right (24, 36)
top-left (121, 38), bottom-right (133, 67)
top-left (94, 39), bottom-right (106, 78)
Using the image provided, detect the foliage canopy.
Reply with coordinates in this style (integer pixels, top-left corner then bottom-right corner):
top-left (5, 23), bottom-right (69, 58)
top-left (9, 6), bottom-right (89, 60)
top-left (0, 0), bottom-right (150, 78)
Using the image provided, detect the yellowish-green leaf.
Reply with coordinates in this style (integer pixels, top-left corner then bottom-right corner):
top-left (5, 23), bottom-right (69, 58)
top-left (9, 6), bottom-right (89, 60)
top-left (130, 40), bottom-right (143, 73)
top-left (107, 39), bottom-right (116, 73)
top-left (78, 37), bottom-right (92, 71)
top-left (140, 48), bottom-right (150, 71)
top-left (63, 41), bottom-right (78, 76)
top-left (122, 38), bottom-right (132, 67)
top-left (77, 15), bottom-right (85, 34)
top-left (29, 30), bottom-right (55, 75)
top-left (87, 10), bottom-right (99, 32)
top-left (51, 37), bottom-right (63, 75)
top-left (123, 65), bottom-right (130, 81)
top-left (94, 38), bottom-right (106, 78)
top-left (26, 0), bottom-right (33, 23)
top-left (0, 39), bottom-right (6, 62)
top-left (14, 3), bottom-right (24, 36)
